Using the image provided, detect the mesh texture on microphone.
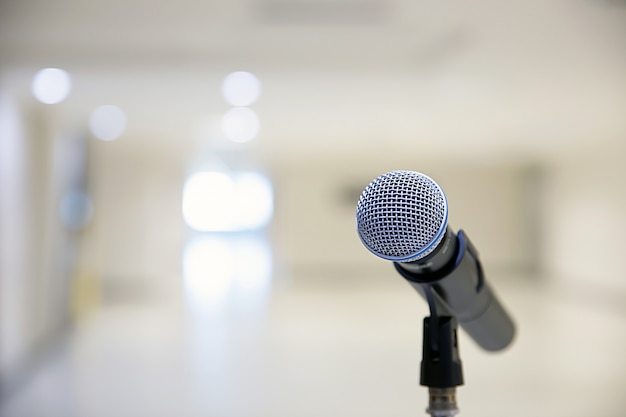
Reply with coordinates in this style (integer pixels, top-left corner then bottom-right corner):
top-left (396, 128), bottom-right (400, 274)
top-left (356, 170), bottom-right (448, 262)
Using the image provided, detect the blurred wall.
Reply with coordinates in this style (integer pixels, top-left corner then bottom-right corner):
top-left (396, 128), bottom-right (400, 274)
top-left (83, 136), bottom-right (626, 297)
top-left (274, 155), bottom-right (540, 281)
top-left (78, 144), bottom-right (544, 304)
top-left (0, 92), bottom-right (77, 391)
top-left (88, 142), bottom-right (186, 302)
top-left (0, 92), bottom-right (35, 382)
top-left (544, 143), bottom-right (626, 293)
top-left (85, 140), bottom-right (626, 297)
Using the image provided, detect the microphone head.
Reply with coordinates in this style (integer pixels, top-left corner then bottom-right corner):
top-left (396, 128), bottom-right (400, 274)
top-left (356, 170), bottom-right (448, 262)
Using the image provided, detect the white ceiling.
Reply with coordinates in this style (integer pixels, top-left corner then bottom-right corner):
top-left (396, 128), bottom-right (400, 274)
top-left (1, 0), bottom-right (625, 162)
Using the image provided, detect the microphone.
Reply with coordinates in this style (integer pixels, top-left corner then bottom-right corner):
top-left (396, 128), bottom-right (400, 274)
top-left (356, 170), bottom-right (515, 351)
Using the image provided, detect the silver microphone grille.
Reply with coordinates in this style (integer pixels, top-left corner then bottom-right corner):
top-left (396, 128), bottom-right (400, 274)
top-left (356, 170), bottom-right (448, 262)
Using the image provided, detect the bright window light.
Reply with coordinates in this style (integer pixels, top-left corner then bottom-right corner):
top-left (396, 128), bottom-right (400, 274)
top-left (233, 173), bottom-right (273, 230)
top-left (221, 71), bottom-right (261, 107)
top-left (182, 172), bottom-right (235, 231)
top-left (182, 171), bottom-right (273, 232)
top-left (221, 107), bottom-right (260, 143)
top-left (89, 105), bottom-right (126, 141)
top-left (31, 68), bottom-right (72, 104)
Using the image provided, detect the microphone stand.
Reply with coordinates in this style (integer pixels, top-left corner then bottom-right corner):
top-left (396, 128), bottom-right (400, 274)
top-left (420, 286), bottom-right (464, 417)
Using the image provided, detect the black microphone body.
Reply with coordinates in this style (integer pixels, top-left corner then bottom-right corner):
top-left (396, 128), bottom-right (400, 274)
top-left (356, 170), bottom-right (515, 352)
top-left (395, 227), bottom-right (515, 351)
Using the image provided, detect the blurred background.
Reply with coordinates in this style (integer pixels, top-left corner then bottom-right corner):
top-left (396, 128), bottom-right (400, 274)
top-left (1, 0), bottom-right (625, 416)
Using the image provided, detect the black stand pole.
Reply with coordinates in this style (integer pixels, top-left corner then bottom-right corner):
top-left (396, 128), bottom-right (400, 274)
top-left (420, 286), bottom-right (464, 416)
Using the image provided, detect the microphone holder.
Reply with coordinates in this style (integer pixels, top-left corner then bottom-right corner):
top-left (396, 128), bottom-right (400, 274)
top-left (420, 286), bottom-right (464, 417)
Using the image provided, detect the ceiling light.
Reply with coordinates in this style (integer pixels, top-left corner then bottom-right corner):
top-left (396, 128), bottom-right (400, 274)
top-left (31, 68), bottom-right (72, 104)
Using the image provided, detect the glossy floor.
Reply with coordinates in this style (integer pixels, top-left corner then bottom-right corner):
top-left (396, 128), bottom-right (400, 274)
top-left (1, 272), bottom-right (625, 417)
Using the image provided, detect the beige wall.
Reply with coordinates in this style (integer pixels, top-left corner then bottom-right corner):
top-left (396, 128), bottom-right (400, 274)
top-left (543, 143), bottom-right (626, 292)
top-left (80, 135), bottom-right (626, 303)
top-left (0, 95), bottom-right (75, 381)
top-left (273, 155), bottom-right (540, 279)
top-left (86, 146), bottom-right (542, 297)
top-left (88, 142), bottom-right (187, 300)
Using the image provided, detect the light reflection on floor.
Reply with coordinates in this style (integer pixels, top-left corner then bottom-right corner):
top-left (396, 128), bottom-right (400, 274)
top-left (183, 234), bottom-right (272, 312)
top-left (1, 270), bottom-right (625, 417)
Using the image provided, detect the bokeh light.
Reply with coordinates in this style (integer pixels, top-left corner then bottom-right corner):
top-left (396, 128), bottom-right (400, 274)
top-left (221, 71), bottom-right (261, 107)
top-left (221, 107), bottom-right (260, 143)
top-left (89, 105), bottom-right (127, 141)
top-left (31, 68), bottom-right (72, 104)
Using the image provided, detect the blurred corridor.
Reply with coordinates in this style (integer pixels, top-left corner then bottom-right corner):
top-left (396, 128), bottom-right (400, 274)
top-left (1, 0), bottom-right (626, 416)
